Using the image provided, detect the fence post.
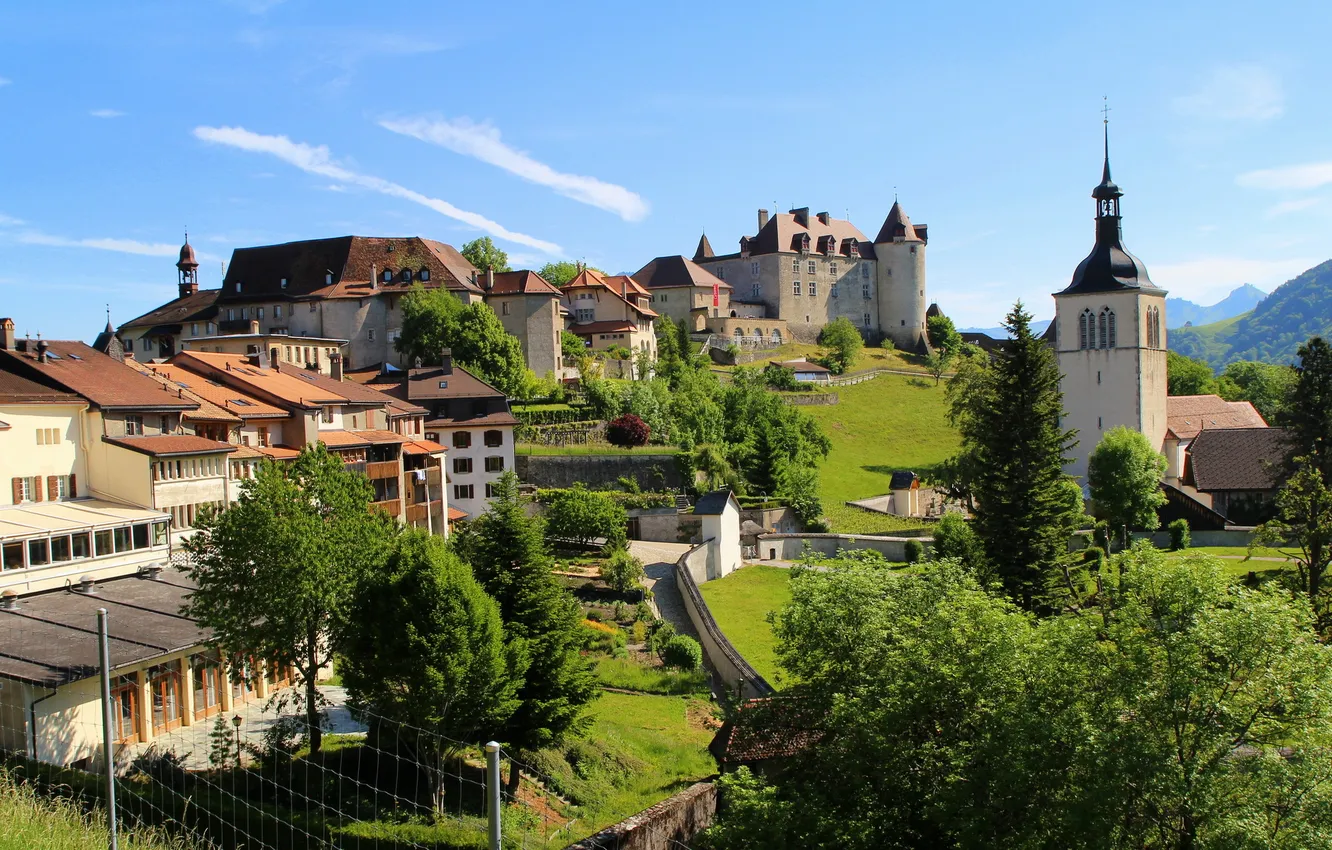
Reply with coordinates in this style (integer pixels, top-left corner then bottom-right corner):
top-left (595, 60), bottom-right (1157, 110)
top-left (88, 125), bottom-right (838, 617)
top-left (486, 741), bottom-right (502, 850)
top-left (97, 608), bottom-right (120, 850)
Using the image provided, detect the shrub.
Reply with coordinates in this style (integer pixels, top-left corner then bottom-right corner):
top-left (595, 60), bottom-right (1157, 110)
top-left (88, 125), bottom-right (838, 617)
top-left (600, 547), bottom-right (645, 594)
top-left (663, 635), bottom-right (703, 671)
top-left (1082, 545), bottom-right (1106, 571)
top-left (613, 601), bottom-right (628, 622)
top-left (607, 413), bottom-right (651, 448)
top-left (632, 621), bottom-right (648, 644)
top-left (648, 619), bottom-right (677, 657)
top-left (634, 601), bottom-right (654, 622)
top-left (904, 539), bottom-right (924, 564)
top-left (586, 608), bottom-right (604, 622)
top-left (763, 364), bottom-right (798, 391)
top-left (546, 484), bottom-right (629, 548)
top-left (1169, 518), bottom-right (1191, 551)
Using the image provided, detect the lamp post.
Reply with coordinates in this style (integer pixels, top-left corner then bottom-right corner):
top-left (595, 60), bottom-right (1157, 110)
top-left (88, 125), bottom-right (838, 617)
top-left (231, 713), bottom-right (243, 767)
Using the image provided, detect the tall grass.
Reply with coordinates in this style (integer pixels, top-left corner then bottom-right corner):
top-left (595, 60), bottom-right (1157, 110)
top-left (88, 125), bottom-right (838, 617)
top-left (0, 769), bottom-right (197, 850)
top-left (594, 656), bottom-right (709, 695)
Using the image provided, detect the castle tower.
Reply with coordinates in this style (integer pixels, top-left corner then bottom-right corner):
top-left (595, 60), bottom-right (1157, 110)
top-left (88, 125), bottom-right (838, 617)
top-left (873, 201), bottom-right (929, 351)
top-left (177, 232), bottom-right (199, 299)
top-left (1053, 127), bottom-right (1168, 483)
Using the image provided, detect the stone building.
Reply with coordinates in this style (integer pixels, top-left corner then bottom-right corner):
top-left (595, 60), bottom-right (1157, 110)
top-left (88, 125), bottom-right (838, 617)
top-left (692, 204), bottom-right (929, 349)
top-left (560, 268), bottom-right (658, 361)
top-left (1052, 132), bottom-right (1168, 483)
top-left (480, 269), bottom-right (568, 380)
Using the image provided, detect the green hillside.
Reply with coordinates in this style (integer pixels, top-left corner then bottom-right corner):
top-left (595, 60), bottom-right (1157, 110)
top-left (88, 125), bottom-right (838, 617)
top-left (1169, 259), bottom-right (1332, 369)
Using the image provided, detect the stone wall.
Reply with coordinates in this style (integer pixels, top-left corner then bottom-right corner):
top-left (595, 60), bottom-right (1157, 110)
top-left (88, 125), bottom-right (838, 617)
top-left (630, 507), bottom-right (687, 543)
top-left (675, 541), bottom-right (774, 699)
top-left (515, 453), bottom-right (682, 491)
top-left (756, 532), bottom-right (930, 562)
top-left (562, 781), bottom-right (717, 850)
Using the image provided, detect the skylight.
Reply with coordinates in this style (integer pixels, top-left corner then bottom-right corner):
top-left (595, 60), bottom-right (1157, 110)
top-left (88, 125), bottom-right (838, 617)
top-left (66, 353), bottom-right (82, 360)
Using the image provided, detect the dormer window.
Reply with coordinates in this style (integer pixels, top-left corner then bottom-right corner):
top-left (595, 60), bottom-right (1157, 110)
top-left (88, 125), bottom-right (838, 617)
top-left (280, 278), bottom-right (288, 289)
top-left (382, 269), bottom-right (392, 283)
top-left (325, 273), bottom-right (334, 285)
top-left (400, 269), bottom-right (411, 283)
top-left (235, 282), bottom-right (242, 292)
top-left (420, 269), bottom-right (430, 282)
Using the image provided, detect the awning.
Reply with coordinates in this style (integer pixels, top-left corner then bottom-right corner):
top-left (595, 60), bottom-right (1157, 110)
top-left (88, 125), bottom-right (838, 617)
top-left (403, 439), bottom-right (447, 456)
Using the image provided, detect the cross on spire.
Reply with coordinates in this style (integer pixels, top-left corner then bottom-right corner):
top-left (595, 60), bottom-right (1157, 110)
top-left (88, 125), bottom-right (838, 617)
top-left (1101, 95), bottom-right (1111, 125)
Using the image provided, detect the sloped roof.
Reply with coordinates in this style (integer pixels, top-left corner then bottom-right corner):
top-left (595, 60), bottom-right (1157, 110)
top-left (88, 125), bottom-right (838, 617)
top-left (0, 368), bottom-right (82, 404)
top-left (102, 435), bottom-right (237, 457)
top-left (632, 255), bottom-right (732, 291)
top-left (119, 288), bottom-right (221, 332)
top-left (568, 320), bottom-right (638, 335)
top-left (487, 270), bottom-right (562, 297)
top-left (127, 360), bottom-right (249, 423)
top-left (694, 233), bottom-right (715, 260)
top-left (171, 351), bottom-right (349, 408)
top-left (1166, 395), bottom-right (1267, 441)
top-left (1187, 427), bottom-right (1288, 492)
top-left (562, 268), bottom-right (657, 318)
top-left (774, 359), bottom-right (829, 373)
top-left (874, 200), bottom-right (924, 243)
top-left (747, 210), bottom-right (874, 257)
top-left (693, 487), bottom-right (736, 516)
top-left (0, 340), bottom-right (197, 412)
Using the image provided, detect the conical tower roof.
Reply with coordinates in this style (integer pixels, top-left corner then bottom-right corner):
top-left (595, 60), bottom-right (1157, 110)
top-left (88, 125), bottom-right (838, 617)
top-left (694, 232), bottom-right (714, 261)
top-left (875, 201), bottom-right (918, 243)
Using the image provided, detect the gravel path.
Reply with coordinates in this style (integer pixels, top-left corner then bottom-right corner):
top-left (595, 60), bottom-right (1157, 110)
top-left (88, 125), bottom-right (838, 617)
top-left (629, 540), bottom-right (698, 639)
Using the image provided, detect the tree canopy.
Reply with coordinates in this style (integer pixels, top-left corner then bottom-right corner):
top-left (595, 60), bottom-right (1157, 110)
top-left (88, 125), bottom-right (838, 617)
top-left (543, 483), bottom-right (628, 548)
top-left (1166, 349), bottom-right (1216, 395)
top-left (1283, 336), bottom-right (1332, 479)
top-left (1215, 360), bottom-right (1295, 421)
top-left (183, 444), bottom-right (395, 753)
top-left (396, 283), bottom-right (530, 395)
top-left (926, 313), bottom-right (963, 355)
top-left (461, 237), bottom-right (510, 273)
top-left (1087, 426), bottom-right (1168, 543)
top-left (538, 261), bottom-right (605, 288)
top-left (816, 317), bottom-right (863, 375)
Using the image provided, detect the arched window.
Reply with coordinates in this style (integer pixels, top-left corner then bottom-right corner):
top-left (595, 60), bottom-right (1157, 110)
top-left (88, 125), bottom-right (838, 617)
top-left (1106, 309), bottom-right (1117, 348)
top-left (733, 327), bottom-right (743, 340)
top-left (1079, 309), bottom-right (1092, 349)
top-left (1145, 307), bottom-right (1155, 348)
top-left (771, 329), bottom-right (782, 344)
top-left (1097, 309), bottom-right (1108, 349)
top-left (1155, 308), bottom-right (1162, 349)
top-left (752, 328), bottom-right (763, 342)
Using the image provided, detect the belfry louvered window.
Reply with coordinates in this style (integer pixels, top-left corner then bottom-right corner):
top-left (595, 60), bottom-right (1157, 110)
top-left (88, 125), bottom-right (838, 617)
top-left (1080, 309), bottom-right (1093, 349)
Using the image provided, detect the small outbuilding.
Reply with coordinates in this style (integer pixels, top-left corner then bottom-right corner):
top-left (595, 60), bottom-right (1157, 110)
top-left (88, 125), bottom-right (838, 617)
top-left (693, 487), bottom-right (741, 579)
top-left (773, 360), bottom-right (832, 384)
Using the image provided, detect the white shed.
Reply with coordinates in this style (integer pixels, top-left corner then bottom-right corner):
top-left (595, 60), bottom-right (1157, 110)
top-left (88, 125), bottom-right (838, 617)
top-left (693, 488), bottom-right (741, 579)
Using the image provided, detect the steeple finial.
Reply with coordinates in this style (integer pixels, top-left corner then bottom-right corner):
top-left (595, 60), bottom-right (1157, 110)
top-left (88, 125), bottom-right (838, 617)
top-left (1101, 97), bottom-right (1112, 184)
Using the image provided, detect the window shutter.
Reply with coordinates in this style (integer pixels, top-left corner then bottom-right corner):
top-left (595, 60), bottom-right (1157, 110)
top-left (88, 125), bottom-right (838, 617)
top-left (33, 478), bottom-right (43, 502)
top-left (11, 478), bottom-right (20, 504)
top-left (47, 476), bottom-right (58, 501)
top-left (69, 473), bottom-right (77, 498)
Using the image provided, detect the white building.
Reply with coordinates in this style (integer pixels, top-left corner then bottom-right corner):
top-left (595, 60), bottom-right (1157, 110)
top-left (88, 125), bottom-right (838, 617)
top-left (694, 488), bottom-right (741, 580)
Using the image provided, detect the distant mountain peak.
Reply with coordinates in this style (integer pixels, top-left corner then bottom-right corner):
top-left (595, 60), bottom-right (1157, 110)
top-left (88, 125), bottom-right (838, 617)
top-left (1167, 283), bottom-right (1267, 330)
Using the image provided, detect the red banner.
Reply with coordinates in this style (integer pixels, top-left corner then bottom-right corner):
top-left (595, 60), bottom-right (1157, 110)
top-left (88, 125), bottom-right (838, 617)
top-left (713, 282), bottom-right (719, 307)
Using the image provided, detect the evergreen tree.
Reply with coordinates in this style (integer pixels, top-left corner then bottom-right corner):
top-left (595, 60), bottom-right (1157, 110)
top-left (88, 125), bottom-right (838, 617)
top-left (1282, 336), bottom-right (1332, 479)
top-left (949, 302), bottom-right (1080, 610)
top-left (458, 471), bottom-right (597, 794)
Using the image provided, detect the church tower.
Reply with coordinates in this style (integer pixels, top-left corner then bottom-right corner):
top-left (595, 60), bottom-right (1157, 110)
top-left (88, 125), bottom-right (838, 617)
top-left (1054, 126), bottom-right (1168, 482)
top-left (177, 232), bottom-right (199, 299)
top-left (873, 201), bottom-right (929, 351)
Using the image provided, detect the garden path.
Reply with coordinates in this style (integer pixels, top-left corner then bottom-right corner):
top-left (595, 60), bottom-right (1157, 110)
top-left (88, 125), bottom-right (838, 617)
top-left (628, 540), bottom-right (698, 639)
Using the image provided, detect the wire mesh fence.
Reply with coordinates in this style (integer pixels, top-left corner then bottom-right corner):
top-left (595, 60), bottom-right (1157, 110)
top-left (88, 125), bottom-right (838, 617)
top-left (0, 603), bottom-right (664, 850)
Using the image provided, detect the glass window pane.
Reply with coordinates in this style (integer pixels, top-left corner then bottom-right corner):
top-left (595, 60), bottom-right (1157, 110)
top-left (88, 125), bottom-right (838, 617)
top-left (94, 530), bottom-right (113, 556)
top-left (50, 536), bottom-right (71, 562)
top-left (132, 524), bottom-right (150, 549)
top-left (27, 539), bottom-right (49, 566)
top-left (152, 522), bottom-right (168, 546)
top-left (71, 533), bottom-right (90, 559)
top-left (2, 543), bottom-right (23, 570)
top-left (113, 527), bottom-right (131, 553)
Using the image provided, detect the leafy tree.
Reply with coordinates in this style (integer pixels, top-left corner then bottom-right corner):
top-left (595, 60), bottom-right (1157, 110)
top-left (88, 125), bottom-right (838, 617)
top-left (691, 442), bottom-right (739, 492)
top-left (461, 236), bottom-right (510, 273)
top-left (620, 380), bottom-right (670, 440)
top-left (816, 317), bottom-right (863, 375)
top-left (184, 445), bottom-right (395, 753)
top-left (544, 484), bottom-right (628, 548)
top-left (922, 349), bottom-right (952, 386)
top-left (561, 330), bottom-right (586, 360)
top-left (339, 530), bottom-right (527, 811)
top-left (931, 512), bottom-right (986, 576)
top-left (947, 302), bottom-right (1080, 610)
top-left (396, 284), bottom-right (529, 395)
top-left (538, 261), bottom-right (604, 288)
top-left (1087, 426), bottom-right (1167, 548)
top-left (710, 549), bottom-right (1332, 850)
top-left (762, 363), bottom-right (798, 391)
top-left (1282, 336), bottom-right (1332, 479)
top-left (1254, 460), bottom-right (1332, 627)
top-left (458, 472), bottom-right (597, 794)
top-left (926, 313), bottom-right (963, 355)
top-left (1166, 349), bottom-right (1216, 395)
top-left (600, 547), bottom-right (644, 594)
top-left (607, 413), bottom-right (651, 447)
top-left (1215, 359), bottom-right (1295, 421)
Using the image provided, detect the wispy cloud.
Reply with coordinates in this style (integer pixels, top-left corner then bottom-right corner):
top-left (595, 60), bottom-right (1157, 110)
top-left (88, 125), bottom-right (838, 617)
top-left (1237, 161), bottom-right (1332, 191)
top-left (1174, 64), bottom-right (1284, 121)
top-left (193, 125), bottom-right (561, 254)
top-left (1265, 197), bottom-right (1321, 218)
top-left (15, 231), bottom-right (181, 257)
top-left (1151, 255), bottom-right (1317, 303)
top-left (0, 77), bottom-right (10, 87)
top-left (90, 108), bottom-right (126, 119)
top-left (0, 213), bottom-right (24, 226)
top-left (381, 116), bottom-right (650, 222)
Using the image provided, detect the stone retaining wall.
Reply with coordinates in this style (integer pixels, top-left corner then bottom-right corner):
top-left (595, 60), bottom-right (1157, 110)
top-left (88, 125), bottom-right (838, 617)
top-left (515, 454), bottom-right (682, 491)
top-left (675, 541), bottom-right (774, 700)
top-left (562, 781), bottom-right (717, 850)
top-left (756, 532), bottom-right (931, 561)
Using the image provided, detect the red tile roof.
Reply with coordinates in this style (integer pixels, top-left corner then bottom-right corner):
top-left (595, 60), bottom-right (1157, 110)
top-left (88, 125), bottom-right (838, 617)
top-left (403, 439), bottom-right (447, 455)
top-left (562, 269), bottom-right (657, 318)
top-left (257, 445), bottom-right (301, 460)
top-left (102, 435), bottom-right (236, 457)
top-left (0, 341), bottom-right (198, 412)
top-left (487, 270), bottom-right (562, 296)
top-left (1167, 395), bottom-right (1267, 441)
top-left (632, 255), bottom-right (732, 291)
top-left (744, 210), bottom-right (874, 258)
top-left (447, 506), bottom-right (468, 521)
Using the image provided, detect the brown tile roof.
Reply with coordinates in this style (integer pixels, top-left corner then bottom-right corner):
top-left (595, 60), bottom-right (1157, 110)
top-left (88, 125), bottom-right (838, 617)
top-left (632, 255), bottom-right (732, 291)
top-left (229, 444), bottom-right (266, 459)
top-left (709, 698), bottom-right (823, 768)
top-left (351, 428), bottom-right (406, 444)
top-left (775, 360), bottom-right (830, 373)
top-left (257, 445), bottom-right (301, 460)
top-left (172, 351), bottom-right (351, 408)
top-left (125, 360), bottom-right (243, 423)
top-left (403, 439), bottom-right (447, 455)
top-left (119, 289), bottom-right (221, 331)
top-left (569, 320), bottom-right (638, 335)
top-left (1187, 427), bottom-right (1289, 492)
top-left (218, 236), bottom-right (482, 304)
top-left (315, 430), bottom-right (370, 448)
top-left (747, 210), bottom-right (874, 258)
top-left (694, 233), bottom-right (714, 260)
top-left (447, 506), bottom-right (468, 521)
top-left (424, 410), bottom-right (519, 428)
top-left (487, 270), bottom-right (562, 296)
top-left (0, 369), bottom-right (83, 404)
top-left (398, 365), bottom-right (508, 401)
top-left (563, 269), bottom-right (657, 318)
top-left (286, 366), bottom-right (413, 409)
top-left (102, 435), bottom-right (237, 457)
top-left (0, 341), bottom-right (198, 412)
top-left (1167, 395), bottom-right (1268, 441)
top-left (873, 200), bottom-right (926, 243)
top-left (140, 361), bottom-right (286, 418)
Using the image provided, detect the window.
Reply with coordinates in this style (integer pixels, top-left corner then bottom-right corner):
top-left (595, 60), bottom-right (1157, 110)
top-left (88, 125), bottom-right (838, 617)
top-left (861, 263), bottom-right (870, 279)
top-left (160, 415), bottom-right (170, 434)
top-left (421, 269), bottom-right (430, 282)
top-left (576, 308), bottom-right (595, 323)
top-left (257, 427), bottom-right (269, 448)
top-left (808, 260), bottom-right (817, 275)
top-left (862, 283), bottom-right (871, 299)
top-left (190, 322), bottom-right (198, 336)
top-left (35, 427), bottom-right (60, 445)
top-left (310, 302), bottom-right (317, 312)
top-left (235, 282), bottom-right (242, 292)
top-left (367, 329), bottom-right (376, 341)
top-left (256, 307), bottom-right (264, 320)
top-left (791, 258), bottom-right (799, 273)
top-left (864, 313), bottom-right (872, 327)
top-left (125, 415), bottom-right (144, 436)
top-left (793, 281), bottom-right (802, 296)
top-left (325, 273), bottom-right (334, 285)
top-left (401, 269), bottom-right (412, 282)
top-left (808, 281), bottom-right (817, 298)
top-left (829, 262), bottom-right (837, 277)
top-left (485, 483), bottom-right (497, 498)
top-left (141, 338), bottom-right (151, 352)
top-left (274, 305), bottom-right (283, 319)
top-left (280, 277), bottom-right (288, 289)
top-left (2, 542), bottom-right (22, 570)
top-left (322, 406), bottom-right (334, 424)
top-left (716, 266), bottom-right (725, 281)
top-left (751, 262), bottom-right (760, 276)
top-left (453, 431), bottom-right (472, 449)
top-left (383, 269), bottom-right (392, 282)
top-left (1079, 309), bottom-right (1093, 350)
top-left (50, 535), bottom-right (70, 562)
top-left (501, 301), bottom-right (511, 315)
top-left (28, 539), bottom-right (49, 566)
top-left (751, 283), bottom-right (762, 300)
top-left (484, 430), bottom-right (503, 448)
top-left (226, 309), bottom-right (235, 322)
top-left (830, 284), bottom-right (838, 298)
top-left (453, 457), bottom-right (473, 474)
top-left (240, 307), bottom-right (248, 320)
top-left (1107, 309), bottom-right (1117, 348)
top-left (484, 456), bottom-right (504, 473)
top-left (207, 322), bottom-right (216, 334)
top-left (454, 484), bottom-right (475, 501)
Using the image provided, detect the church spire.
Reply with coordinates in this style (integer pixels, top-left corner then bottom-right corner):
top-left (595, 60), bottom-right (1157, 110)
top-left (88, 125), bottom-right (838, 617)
top-left (1092, 108), bottom-right (1124, 248)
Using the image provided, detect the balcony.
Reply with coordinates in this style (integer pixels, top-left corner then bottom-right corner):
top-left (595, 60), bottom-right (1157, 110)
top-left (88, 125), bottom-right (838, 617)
top-left (366, 461), bottom-right (399, 480)
top-left (372, 499), bottom-right (401, 518)
top-left (407, 500), bottom-right (442, 524)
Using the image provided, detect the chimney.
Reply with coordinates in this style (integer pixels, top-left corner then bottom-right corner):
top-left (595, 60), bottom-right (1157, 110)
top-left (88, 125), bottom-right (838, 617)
top-left (471, 270), bottom-right (479, 288)
top-left (485, 268), bottom-right (494, 291)
top-left (817, 211), bottom-right (831, 225)
top-left (330, 350), bottom-right (344, 381)
top-left (0, 590), bottom-right (18, 610)
top-left (757, 209), bottom-right (769, 230)
top-left (247, 349), bottom-right (270, 369)
top-left (0, 318), bottom-right (14, 351)
top-left (36, 338), bottom-right (48, 364)
top-left (791, 207), bottom-right (810, 228)
top-left (370, 263), bottom-right (378, 290)
top-left (440, 347), bottom-right (453, 376)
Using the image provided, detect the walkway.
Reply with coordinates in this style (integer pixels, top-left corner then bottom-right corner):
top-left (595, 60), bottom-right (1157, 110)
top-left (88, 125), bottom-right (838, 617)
top-left (628, 540), bottom-right (698, 639)
top-left (130, 684), bottom-right (366, 770)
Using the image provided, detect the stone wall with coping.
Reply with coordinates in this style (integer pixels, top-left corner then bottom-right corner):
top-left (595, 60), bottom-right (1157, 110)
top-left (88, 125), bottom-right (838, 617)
top-left (756, 532), bottom-right (932, 562)
top-left (675, 541), bottom-right (774, 700)
top-left (514, 453), bottom-right (682, 491)
top-left (561, 781), bottom-right (717, 850)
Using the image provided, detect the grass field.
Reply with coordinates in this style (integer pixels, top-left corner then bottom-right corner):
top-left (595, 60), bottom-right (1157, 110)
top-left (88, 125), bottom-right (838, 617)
top-left (803, 373), bottom-right (961, 534)
top-left (716, 342), bottom-right (931, 376)
top-left (0, 770), bottom-right (194, 850)
top-left (699, 566), bottom-right (793, 687)
top-left (593, 656), bottom-right (709, 695)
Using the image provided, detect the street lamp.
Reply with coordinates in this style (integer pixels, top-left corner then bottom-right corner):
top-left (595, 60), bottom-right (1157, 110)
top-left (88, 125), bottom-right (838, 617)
top-left (231, 713), bottom-right (243, 767)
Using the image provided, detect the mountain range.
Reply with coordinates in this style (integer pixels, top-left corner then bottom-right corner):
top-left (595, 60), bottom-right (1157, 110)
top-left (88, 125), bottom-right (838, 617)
top-left (1169, 260), bottom-right (1332, 370)
top-left (1167, 284), bottom-right (1267, 328)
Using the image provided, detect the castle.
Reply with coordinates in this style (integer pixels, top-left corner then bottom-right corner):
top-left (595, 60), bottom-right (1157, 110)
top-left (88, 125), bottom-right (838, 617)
top-left (691, 204), bottom-right (930, 350)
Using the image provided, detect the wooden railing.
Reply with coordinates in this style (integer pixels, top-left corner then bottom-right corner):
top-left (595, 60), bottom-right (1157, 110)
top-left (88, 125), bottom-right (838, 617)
top-left (373, 499), bottom-right (401, 518)
top-left (407, 500), bottom-right (441, 523)
top-left (366, 461), bottom-right (398, 480)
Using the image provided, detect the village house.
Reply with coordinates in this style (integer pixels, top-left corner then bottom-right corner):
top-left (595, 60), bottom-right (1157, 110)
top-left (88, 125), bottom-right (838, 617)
top-left (1181, 426), bottom-right (1287, 525)
top-left (773, 360), bottom-right (831, 384)
top-left (633, 253), bottom-right (790, 347)
top-left (476, 269), bottom-right (569, 380)
top-left (560, 268), bottom-right (658, 370)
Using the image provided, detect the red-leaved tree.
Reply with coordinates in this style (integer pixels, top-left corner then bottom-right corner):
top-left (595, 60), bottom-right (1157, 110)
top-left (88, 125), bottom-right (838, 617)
top-left (607, 413), bottom-right (650, 448)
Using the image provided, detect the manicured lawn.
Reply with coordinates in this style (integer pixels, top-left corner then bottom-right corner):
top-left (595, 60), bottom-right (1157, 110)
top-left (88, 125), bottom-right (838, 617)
top-left (802, 373), bottom-right (960, 534)
top-left (699, 566), bottom-right (792, 687)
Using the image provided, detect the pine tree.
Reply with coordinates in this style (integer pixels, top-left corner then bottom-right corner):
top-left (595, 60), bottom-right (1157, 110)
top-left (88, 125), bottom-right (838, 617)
top-left (458, 471), bottom-right (597, 794)
top-left (951, 302), bottom-right (1080, 610)
top-left (1283, 336), bottom-right (1332, 480)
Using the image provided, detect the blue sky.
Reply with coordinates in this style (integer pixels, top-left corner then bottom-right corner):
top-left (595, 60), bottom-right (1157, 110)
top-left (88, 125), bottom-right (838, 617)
top-left (2, 0), bottom-right (1331, 339)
